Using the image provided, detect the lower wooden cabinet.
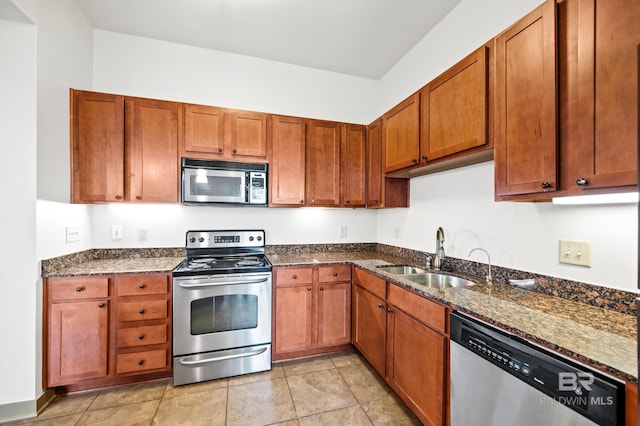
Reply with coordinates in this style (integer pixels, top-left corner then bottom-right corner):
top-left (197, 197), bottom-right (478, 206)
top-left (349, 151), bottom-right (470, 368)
top-left (273, 265), bottom-right (351, 360)
top-left (44, 273), bottom-right (172, 391)
top-left (352, 266), bottom-right (449, 426)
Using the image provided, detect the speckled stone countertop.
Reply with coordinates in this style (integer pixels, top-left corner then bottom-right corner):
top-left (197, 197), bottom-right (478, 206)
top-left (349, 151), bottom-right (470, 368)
top-left (269, 252), bottom-right (637, 383)
top-left (42, 256), bottom-right (185, 277)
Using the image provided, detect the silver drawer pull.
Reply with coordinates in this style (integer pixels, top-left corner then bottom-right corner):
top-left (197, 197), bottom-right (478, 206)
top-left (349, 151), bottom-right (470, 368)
top-left (177, 277), bottom-right (268, 289)
top-left (179, 347), bottom-right (268, 366)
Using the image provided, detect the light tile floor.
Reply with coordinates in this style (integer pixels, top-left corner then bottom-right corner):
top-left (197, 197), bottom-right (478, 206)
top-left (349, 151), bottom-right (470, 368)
top-left (8, 351), bottom-right (420, 426)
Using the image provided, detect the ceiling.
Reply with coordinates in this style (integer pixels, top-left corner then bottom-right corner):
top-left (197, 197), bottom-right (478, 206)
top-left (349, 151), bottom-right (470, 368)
top-left (73, 0), bottom-right (462, 80)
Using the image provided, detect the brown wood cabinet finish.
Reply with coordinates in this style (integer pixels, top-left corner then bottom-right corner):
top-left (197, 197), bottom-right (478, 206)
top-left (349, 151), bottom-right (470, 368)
top-left (559, 0), bottom-right (639, 193)
top-left (273, 265), bottom-right (351, 360)
top-left (366, 119), bottom-right (410, 208)
top-left (182, 104), bottom-right (225, 157)
top-left (341, 124), bottom-right (367, 207)
top-left (494, 0), bottom-right (558, 198)
top-left (383, 93), bottom-right (420, 173)
top-left (351, 267), bottom-right (449, 426)
top-left (269, 115), bottom-right (307, 206)
top-left (306, 120), bottom-right (341, 206)
top-left (420, 45), bottom-right (491, 163)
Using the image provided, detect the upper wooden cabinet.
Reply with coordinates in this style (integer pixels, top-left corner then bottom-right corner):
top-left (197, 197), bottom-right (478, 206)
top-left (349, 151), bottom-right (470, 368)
top-left (382, 93), bottom-right (420, 173)
top-left (269, 115), bottom-right (307, 206)
top-left (420, 44), bottom-right (492, 164)
top-left (71, 90), bottom-right (179, 203)
top-left (181, 104), bottom-right (267, 161)
top-left (306, 120), bottom-right (341, 207)
top-left (367, 119), bottom-right (410, 208)
top-left (559, 0), bottom-right (639, 193)
top-left (341, 124), bottom-right (366, 207)
top-left (494, 0), bottom-right (558, 199)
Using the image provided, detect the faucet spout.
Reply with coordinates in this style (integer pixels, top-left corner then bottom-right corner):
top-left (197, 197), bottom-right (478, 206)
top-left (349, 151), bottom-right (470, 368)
top-left (468, 248), bottom-right (492, 285)
top-left (434, 227), bottom-right (445, 270)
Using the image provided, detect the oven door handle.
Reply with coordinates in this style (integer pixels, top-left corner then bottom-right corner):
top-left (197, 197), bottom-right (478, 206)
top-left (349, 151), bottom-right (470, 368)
top-left (178, 347), bottom-right (268, 366)
top-left (177, 277), bottom-right (269, 288)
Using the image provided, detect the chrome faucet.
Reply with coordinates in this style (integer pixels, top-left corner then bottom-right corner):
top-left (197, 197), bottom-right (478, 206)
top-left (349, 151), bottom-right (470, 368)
top-left (434, 227), bottom-right (445, 270)
top-left (468, 248), bottom-right (492, 285)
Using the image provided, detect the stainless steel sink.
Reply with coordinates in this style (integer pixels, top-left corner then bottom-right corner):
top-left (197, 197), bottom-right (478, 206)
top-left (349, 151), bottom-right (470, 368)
top-left (376, 265), bottom-right (427, 275)
top-left (401, 273), bottom-right (475, 289)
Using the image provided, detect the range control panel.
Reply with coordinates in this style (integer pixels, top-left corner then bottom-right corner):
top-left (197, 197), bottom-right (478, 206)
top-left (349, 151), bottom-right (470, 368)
top-left (185, 230), bottom-right (265, 249)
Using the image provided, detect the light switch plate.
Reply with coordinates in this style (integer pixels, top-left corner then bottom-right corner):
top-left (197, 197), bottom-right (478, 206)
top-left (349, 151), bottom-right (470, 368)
top-left (65, 226), bottom-right (80, 243)
top-left (112, 225), bottom-right (123, 240)
top-left (559, 240), bottom-right (591, 267)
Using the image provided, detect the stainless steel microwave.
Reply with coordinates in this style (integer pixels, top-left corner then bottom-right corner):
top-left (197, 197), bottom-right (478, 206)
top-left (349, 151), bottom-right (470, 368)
top-left (181, 158), bottom-right (268, 206)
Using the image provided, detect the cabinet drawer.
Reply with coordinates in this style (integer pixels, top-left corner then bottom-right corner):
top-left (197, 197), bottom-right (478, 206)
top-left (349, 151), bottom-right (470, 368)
top-left (118, 325), bottom-right (167, 348)
top-left (318, 265), bottom-right (352, 283)
top-left (118, 300), bottom-right (168, 322)
top-left (49, 277), bottom-right (109, 301)
top-left (117, 275), bottom-right (168, 296)
top-left (388, 284), bottom-right (447, 334)
top-left (353, 267), bottom-right (386, 299)
top-left (275, 267), bottom-right (313, 286)
top-left (116, 349), bottom-right (167, 374)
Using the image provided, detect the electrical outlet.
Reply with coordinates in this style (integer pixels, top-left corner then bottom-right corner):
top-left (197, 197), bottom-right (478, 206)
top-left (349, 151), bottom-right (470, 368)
top-left (65, 226), bottom-right (80, 243)
top-left (112, 225), bottom-right (123, 240)
top-left (559, 240), bottom-right (591, 267)
top-left (339, 226), bottom-right (348, 238)
top-left (137, 227), bottom-right (148, 241)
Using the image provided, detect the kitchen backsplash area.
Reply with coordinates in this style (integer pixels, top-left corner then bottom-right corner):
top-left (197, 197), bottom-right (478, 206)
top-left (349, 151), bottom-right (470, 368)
top-left (42, 242), bottom-right (638, 316)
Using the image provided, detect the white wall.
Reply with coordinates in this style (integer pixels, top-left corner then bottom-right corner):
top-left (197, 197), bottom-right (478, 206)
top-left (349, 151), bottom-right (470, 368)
top-left (375, 0), bottom-right (638, 291)
top-left (0, 17), bottom-right (38, 409)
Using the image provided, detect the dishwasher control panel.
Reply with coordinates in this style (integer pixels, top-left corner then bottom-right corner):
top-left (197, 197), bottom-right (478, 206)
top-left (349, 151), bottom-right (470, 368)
top-left (450, 311), bottom-right (625, 426)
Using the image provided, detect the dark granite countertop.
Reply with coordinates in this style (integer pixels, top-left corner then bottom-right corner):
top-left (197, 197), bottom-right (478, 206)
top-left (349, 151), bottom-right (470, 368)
top-left (42, 256), bottom-right (185, 277)
top-left (269, 252), bottom-right (637, 383)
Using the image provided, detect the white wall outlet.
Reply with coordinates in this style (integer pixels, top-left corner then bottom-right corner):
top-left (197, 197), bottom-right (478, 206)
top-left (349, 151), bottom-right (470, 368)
top-left (339, 226), bottom-right (348, 238)
top-left (137, 227), bottom-right (148, 241)
top-left (112, 225), bottom-right (123, 240)
top-left (65, 226), bottom-right (80, 243)
top-left (559, 240), bottom-right (591, 267)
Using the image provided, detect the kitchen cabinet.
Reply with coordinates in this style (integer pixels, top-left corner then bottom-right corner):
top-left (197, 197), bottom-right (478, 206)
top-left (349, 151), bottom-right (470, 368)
top-left (494, 0), bottom-right (558, 198)
top-left (352, 267), bottom-right (449, 426)
top-left (45, 277), bottom-right (110, 386)
top-left (559, 0), bottom-right (639, 193)
top-left (340, 124), bottom-right (366, 207)
top-left (420, 44), bottom-right (493, 165)
top-left (44, 273), bottom-right (172, 391)
top-left (269, 115), bottom-right (307, 206)
top-left (273, 265), bottom-right (351, 360)
top-left (627, 381), bottom-right (638, 426)
top-left (306, 120), bottom-right (341, 206)
top-left (182, 104), bottom-right (267, 161)
top-left (382, 93), bottom-right (420, 173)
top-left (71, 90), bottom-right (180, 203)
top-left (366, 119), bottom-right (410, 208)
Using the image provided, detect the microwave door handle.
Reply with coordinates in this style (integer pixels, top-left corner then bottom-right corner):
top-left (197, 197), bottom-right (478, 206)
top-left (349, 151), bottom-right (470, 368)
top-left (177, 277), bottom-right (269, 288)
top-left (178, 346), bottom-right (268, 366)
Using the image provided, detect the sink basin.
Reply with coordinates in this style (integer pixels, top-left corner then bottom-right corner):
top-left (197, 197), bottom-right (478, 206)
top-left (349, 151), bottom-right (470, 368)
top-left (402, 273), bottom-right (475, 289)
top-left (376, 265), bottom-right (427, 275)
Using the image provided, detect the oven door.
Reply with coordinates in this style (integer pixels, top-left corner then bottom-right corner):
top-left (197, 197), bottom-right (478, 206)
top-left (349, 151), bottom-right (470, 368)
top-left (173, 272), bottom-right (272, 356)
top-left (182, 167), bottom-right (247, 204)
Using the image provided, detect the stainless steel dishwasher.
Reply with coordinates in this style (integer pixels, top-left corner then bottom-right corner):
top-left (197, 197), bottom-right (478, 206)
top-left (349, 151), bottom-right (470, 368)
top-left (450, 311), bottom-right (625, 426)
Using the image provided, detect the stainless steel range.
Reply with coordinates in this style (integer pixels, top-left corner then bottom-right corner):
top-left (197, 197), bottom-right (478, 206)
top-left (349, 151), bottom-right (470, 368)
top-left (172, 230), bottom-right (272, 386)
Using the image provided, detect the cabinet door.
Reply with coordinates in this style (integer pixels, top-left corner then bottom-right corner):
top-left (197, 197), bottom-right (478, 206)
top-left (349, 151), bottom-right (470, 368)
top-left (421, 45), bottom-right (490, 163)
top-left (48, 300), bottom-right (109, 386)
top-left (366, 120), bottom-right (383, 208)
top-left (269, 115), bottom-right (306, 206)
top-left (563, 0), bottom-right (639, 191)
top-left (341, 124), bottom-right (366, 207)
top-left (306, 120), bottom-right (341, 206)
top-left (182, 104), bottom-right (225, 157)
top-left (71, 90), bottom-right (125, 203)
top-left (229, 110), bottom-right (268, 159)
top-left (126, 97), bottom-right (180, 202)
top-left (317, 282), bottom-right (351, 347)
top-left (386, 307), bottom-right (447, 426)
top-left (274, 285), bottom-right (313, 354)
top-left (494, 0), bottom-right (557, 198)
top-left (383, 93), bottom-right (420, 173)
top-left (352, 285), bottom-right (386, 376)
